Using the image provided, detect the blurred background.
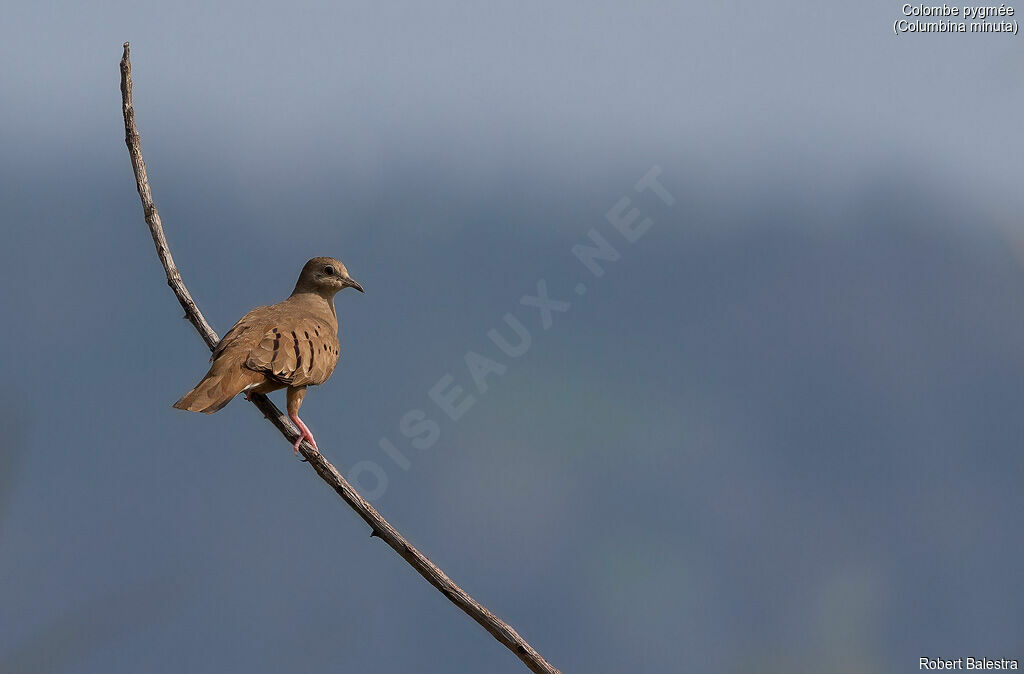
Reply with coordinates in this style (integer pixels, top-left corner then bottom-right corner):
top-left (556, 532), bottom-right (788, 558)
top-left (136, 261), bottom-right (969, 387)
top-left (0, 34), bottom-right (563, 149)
top-left (2, 2), bottom-right (1024, 672)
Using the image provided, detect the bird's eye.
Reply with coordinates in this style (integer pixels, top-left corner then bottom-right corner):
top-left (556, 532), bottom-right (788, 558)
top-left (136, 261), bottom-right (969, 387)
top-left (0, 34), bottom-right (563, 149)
top-left (324, 266), bottom-right (335, 276)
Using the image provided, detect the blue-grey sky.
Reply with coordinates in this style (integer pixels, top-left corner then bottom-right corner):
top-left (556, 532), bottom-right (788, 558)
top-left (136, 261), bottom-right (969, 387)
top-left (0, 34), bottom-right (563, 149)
top-left (2, 3), bottom-right (1024, 673)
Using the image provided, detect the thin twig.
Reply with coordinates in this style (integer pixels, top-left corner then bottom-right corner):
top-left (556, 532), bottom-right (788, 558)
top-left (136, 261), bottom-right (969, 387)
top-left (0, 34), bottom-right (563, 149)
top-left (120, 42), bottom-right (561, 674)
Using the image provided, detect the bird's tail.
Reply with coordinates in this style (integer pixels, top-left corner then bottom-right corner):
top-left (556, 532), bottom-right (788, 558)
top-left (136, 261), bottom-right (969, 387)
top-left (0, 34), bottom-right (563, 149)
top-left (173, 366), bottom-right (263, 414)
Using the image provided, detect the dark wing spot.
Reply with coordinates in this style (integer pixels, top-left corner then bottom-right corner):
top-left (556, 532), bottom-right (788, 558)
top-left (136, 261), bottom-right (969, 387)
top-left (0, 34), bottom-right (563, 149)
top-left (271, 333), bottom-right (281, 362)
top-left (307, 336), bottom-right (315, 372)
top-left (291, 331), bottom-right (302, 371)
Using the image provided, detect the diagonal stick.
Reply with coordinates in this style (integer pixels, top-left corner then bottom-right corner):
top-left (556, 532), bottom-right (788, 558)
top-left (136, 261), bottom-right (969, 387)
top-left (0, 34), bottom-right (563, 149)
top-left (119, 42), bottom-right (561, 674)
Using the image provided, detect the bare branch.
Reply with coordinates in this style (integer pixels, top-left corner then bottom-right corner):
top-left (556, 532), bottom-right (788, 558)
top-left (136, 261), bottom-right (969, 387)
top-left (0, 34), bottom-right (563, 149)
top-left (119, 43), bottom-right (561, 674)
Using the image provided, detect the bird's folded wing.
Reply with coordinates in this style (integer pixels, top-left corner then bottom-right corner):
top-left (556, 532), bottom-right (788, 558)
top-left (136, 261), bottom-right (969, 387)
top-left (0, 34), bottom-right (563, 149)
top-left (244, 316), bottom-right (339, 387)
top-left (211, 305), bottom-right (276, 362)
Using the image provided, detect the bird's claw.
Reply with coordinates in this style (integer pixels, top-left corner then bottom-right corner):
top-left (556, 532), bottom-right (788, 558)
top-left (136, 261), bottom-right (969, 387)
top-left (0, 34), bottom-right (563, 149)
top-left (292, 430), bottom-right (319, 456)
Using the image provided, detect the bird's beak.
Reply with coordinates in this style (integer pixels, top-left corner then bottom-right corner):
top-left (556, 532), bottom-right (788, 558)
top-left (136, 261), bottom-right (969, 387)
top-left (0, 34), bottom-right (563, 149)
top-left (345, 277), bottom-right (364, 293)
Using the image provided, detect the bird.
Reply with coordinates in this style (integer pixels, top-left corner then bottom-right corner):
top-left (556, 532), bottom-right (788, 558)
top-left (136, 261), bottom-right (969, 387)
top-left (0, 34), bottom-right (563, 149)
top-left (173, 256), bottom-right (363, 454)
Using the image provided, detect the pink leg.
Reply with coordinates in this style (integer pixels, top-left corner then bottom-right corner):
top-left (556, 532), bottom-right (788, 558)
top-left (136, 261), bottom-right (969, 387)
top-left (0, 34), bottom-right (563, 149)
top-left (290, 413), bottom-right (319, 455)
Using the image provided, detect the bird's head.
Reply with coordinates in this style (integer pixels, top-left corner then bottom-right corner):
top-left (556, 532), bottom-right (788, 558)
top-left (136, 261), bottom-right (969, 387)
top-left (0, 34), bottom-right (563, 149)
top-left (293, 256), bottom-right (364, 297)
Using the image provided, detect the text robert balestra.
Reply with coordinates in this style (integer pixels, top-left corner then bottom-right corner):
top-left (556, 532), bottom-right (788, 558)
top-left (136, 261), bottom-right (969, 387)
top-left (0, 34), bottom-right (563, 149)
top-left (921, 657), bottom-right (1019, 670)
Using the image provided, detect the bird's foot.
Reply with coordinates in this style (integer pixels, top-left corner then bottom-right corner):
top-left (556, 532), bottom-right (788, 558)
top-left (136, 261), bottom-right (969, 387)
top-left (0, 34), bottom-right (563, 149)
top-left (290, 413), bottom-right (320, 456)
top-left (292, 432), bottom-right (317, 455)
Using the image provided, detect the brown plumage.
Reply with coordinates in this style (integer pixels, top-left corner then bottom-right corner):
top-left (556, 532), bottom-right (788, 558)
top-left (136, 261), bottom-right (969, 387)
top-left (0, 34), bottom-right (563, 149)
top-left (174, 256), bottom-right (363, 453)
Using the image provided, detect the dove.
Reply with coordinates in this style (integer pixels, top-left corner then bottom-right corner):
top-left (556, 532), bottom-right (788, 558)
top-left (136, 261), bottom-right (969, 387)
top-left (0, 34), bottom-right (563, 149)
top-left (173, 257), bottom-right (363, 454)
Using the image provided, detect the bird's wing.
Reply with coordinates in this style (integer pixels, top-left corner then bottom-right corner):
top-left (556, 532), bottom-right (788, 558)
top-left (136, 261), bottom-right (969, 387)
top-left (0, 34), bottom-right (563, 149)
top-left (244, 314), bottom-right (339, 387)
top-left (211, 305), bottom-right (277, 362)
